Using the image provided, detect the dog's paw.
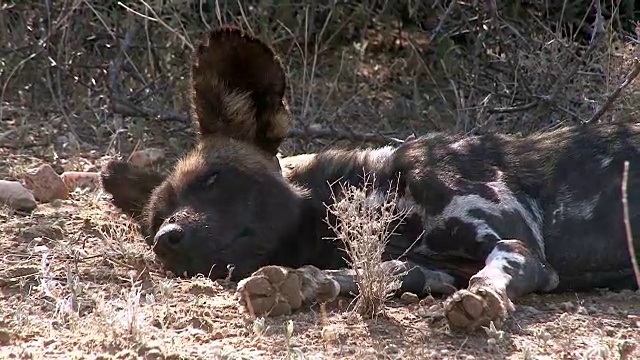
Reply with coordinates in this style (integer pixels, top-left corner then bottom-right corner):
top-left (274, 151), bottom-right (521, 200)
top-left (235, 265), bottom-right (303, 317)
top-left (444, 286), bottom-right (512, 331)
top-left (235, 265), bottom-right (341, 317)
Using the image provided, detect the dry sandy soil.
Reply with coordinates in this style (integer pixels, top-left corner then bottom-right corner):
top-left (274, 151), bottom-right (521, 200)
top-left (0, 143), bottom-right (638, 360)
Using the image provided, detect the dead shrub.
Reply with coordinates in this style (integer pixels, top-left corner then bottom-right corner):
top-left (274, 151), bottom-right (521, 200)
top-left (325, 173), bottom-right (410, 319)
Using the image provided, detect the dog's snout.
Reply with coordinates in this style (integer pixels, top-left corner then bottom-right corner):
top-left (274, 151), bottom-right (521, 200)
top-left (154, 223), bottom-right (185, 249)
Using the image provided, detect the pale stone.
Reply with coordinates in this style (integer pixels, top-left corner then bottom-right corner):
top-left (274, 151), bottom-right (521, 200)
top-left (22, 164), bottom-right (69, 202)
top-left (0, 180), bottom-right (37, 211)
top-left (61, 171), bottom-right (100, 191)
top-left (129, 148), bottom-right (165, 168)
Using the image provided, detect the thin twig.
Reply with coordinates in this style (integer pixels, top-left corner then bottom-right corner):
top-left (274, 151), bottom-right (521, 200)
top-left (111, 97), bottom-right (189, 123)
top-left (107, 19), bottom-right (139, 96)
top-left (536, 0), bottom-right (604, 114)
top-left (430, 0), bottom-right (457, 42)
top-left (109, 98), bottom-right (404, 145)
top-left (621, 161), bottom-right (640, 289)
top-left (587, 57), bottom-right (640, 123)
top-left (487, 102), bottom-right (537, 114)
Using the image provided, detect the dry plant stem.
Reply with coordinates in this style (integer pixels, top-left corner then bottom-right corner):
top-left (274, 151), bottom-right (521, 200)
top-left (587, 58), bottom-right (640, 123)
top-left (621, 161), bottom-right (640, 289)
top-left (108, 19), bottom-right (139, 96)
top-left (325, 174), bottom-right (409, 318)
top-left (536, 0), bottom-right (604, 114)
top-left (430, 0), bottom-right (457, 42)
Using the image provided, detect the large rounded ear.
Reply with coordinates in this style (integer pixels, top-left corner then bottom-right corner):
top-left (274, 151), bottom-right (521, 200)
top-left (100, 160), bottom-right (165, 224)
top-left (189, 26), bottom-right (292, 156)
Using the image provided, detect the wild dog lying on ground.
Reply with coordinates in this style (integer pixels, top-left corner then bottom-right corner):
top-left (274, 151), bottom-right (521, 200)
top-left (101, 26), bottom-right (640, 331)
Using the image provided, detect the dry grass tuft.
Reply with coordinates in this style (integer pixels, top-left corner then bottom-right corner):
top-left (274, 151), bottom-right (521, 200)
top-left (325, 173), bottom-right (410, 319)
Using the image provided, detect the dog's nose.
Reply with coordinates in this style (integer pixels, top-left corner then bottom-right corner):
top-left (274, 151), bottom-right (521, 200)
top-left (154, 223), bottom-right (184, 249)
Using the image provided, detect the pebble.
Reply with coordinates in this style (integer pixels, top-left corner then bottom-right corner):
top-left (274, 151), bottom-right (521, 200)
top-left (576, 306), bottom-right (589, 315)
top-left (0, 329), bottom-right (11, 345)
top-left (559, 301), bottom-right (575, 312)
top-left (384, 344), bottom-right (400, 355)
top-left (400, 292), bottom-right (419, 304)
top-left (61, 171), bottom-right (100, 191)
top-left (144, 349), bottom-right (164, 360)
top-left (0, 180), bottom-right (37, 211)
top-left (22, 164), bottom-right (69, 202)
top-left (129, 148), bottom-right (165, 168)
top-left (520, 305), bottom-right (542, 315)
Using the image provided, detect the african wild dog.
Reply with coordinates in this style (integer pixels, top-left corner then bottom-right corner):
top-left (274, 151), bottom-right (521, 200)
top-left (101, 26), bottom-right (640, 331)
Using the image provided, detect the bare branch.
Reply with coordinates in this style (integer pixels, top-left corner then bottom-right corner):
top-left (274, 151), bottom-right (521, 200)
top-left (587, 58), bottom-right (640, 123)
top-left (487, 102), bottom-right (537, 114)
top-left (430, 0), bottom-right (457, 42)
top-left (107, 18), bottom-right (139, 96)
top-left (621, 161), bottom-right (640, 289)
top-left (110, 97), bottom-right (190, 123)
top-left (109, 99), bottom-right (405, 145)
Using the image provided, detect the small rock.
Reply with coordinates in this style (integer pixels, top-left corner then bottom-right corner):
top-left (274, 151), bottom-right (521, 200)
top-left (114, 349), bottom-right (138, 360)
top-left (144, 349), bottom-right (164, 360)
top-left (33, 245), bottom-right (50, 253)
top-left (520, 305), bottom-right (542, 315)
top-left (129, 148), bottom-right (165, 168)
top-left (587, 306), bottom-right (599, 315)
top-left (0, 329), bottom-right (11, 345)
top-left (536, 330), bottom-right (553, 341)
top-left (559, 301), bottom-right (575, 312)
top-left (400, 292), bottom-right (419, 304)
top-left (1, 265), bottom-right (39, 279)
top-left (576, 306), bottom-right (589, 315)
top-left (417, 304), bottom-right (443, 318)
top-left (419, 295), bottom-right (436, 306)
top-left (384, 344), bottom-right (400, 355)
top-left (604, 326), bottom-right (617, 336)
top-left (20, 224), bottom-right (64, 242)
top-left (61, 171), bottom-right (100, 191)
top-left (23, 164), bottom-right (69, 202)
top-left (0, 180), bottom-right (37, 211)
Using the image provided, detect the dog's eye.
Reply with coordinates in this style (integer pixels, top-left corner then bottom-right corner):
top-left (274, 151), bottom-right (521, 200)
top-left (204, 173), bottom-right (218, 187)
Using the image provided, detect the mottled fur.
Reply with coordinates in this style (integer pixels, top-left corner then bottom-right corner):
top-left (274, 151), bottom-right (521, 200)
top-left (101, 26), bottom-right (640, 330)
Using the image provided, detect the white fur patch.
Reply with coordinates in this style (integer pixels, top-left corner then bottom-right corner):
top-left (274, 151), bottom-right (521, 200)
top-left (364, 146), bottom-right (396, 167)
top-left (471, 245), bottom-right (525, 290)
top-left (423, 170), bottom-right (546, 254)
top-left (599, 156), bottom-right (613, 169)
top-left (471, 240), bottom-right (559, 293)
top-left (366, 170), bottom-right (546, 257)
top-left (553, 185), bottom-right (601, 223)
